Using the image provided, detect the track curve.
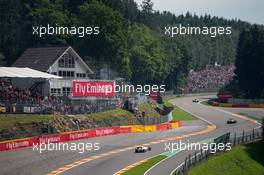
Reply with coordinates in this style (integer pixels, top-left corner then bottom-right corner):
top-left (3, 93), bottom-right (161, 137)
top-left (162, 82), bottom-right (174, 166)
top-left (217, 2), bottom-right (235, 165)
top-left (0, 95), bottom-right (259, 175)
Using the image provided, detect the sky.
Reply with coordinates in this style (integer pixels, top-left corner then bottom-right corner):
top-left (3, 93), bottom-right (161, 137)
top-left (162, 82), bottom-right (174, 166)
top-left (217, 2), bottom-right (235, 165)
top-left (134, 0), bottom-right (264, 25)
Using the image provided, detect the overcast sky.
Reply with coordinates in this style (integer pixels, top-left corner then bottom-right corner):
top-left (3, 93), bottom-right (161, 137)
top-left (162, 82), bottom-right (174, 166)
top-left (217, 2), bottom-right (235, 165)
top-left (134, 0), bottom-right (264, 25)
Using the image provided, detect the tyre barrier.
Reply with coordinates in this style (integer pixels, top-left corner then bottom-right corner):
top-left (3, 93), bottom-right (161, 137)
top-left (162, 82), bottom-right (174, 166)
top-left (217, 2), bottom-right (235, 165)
top-left (0, 121), bottom-right (181, 151)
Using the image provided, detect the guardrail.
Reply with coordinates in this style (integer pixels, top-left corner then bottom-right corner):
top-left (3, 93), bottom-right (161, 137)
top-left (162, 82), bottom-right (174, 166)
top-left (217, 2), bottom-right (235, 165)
top-left (172, 128), bottom-right (263, 175)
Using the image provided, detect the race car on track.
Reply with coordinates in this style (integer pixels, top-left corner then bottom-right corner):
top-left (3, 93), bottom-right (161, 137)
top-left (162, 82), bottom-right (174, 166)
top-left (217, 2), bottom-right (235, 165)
top-left (227, 118), bottom-right (237, 124)
top-left (193, 99), bottom-right (199, 103)
top-left (135, 146), bottom-right (151, 153)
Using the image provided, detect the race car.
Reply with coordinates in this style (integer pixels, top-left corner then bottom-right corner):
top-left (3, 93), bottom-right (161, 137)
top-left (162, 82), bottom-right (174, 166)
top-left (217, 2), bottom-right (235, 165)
top-left (135, 146), bottom-right (151, 153)
top-left (193, 99), bottom-right (199, 103)
top-left (227, 118), bottom-right (237, 124)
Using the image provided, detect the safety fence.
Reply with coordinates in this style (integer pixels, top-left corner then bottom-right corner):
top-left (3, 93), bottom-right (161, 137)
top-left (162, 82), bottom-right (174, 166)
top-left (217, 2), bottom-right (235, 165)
top-left (173, 128), bottom-right (263, 175)
top-left (0, 121), bottom-right (181, 151)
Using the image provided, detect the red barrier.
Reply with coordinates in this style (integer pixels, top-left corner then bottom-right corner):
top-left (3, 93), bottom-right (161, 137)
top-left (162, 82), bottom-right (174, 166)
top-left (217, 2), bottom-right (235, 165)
top-left (0, 137), bottom-right (38, 151)
top-left (117, 127), bottom-right (132, 134)
top-left (0, 122), bottom-right (182, 152)
top-left (0, 126), bottom-right (132, 152)
top-left (67, 130), bottom-right (93, 141)
top-left (156, 123), bottom-right (169, 130)
top-left (178, 121), bottom-right (183, 127)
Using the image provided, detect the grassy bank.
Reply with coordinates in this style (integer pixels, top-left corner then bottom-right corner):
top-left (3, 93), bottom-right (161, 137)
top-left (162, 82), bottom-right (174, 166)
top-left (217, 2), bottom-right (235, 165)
top-left (138, 103), bottom-right (160, 118)
top-left (0, 108), bottom-right (137, 140)
top-left (0, 114), bottom-right (51, 129)
top-left (172, 107), bottom-right (195, 121)
top-left (189, 141), bottom-right (264, 175)
top-left (85, 108), bottom-right (136, 126)
top-left (123, 155), bottom-right (167, 175)
top-left (158, 96), bottom-right (195, 121)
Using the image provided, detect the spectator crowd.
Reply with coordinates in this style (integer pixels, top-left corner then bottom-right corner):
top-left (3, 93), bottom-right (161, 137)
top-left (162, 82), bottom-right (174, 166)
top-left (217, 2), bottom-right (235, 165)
top-left (0, 81), bottom-right (44, 105)
top-left (186, 64), bottom-right (235, 92)
top-left (0, 80), bottom-right (121, 115)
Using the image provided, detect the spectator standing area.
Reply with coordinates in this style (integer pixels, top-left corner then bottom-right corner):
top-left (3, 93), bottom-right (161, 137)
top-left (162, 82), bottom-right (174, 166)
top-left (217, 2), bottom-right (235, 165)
top-left (186, 65), bottom-right (234, 93)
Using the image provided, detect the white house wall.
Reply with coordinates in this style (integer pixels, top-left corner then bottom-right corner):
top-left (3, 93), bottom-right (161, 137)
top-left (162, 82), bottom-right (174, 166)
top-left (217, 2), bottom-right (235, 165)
top-left (48, 49), bottom-right (89, 78)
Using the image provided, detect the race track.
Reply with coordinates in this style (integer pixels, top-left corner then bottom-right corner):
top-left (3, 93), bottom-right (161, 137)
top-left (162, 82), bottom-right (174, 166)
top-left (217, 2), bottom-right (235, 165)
top-left (0, 96), bottom-right (260, 175)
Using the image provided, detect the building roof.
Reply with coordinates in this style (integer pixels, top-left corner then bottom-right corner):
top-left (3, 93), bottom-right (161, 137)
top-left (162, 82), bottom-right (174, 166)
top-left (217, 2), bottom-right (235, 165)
top-left (0, 67), bottom-right (62, 79)
top-left (12, 46), bottom-right (69, 72)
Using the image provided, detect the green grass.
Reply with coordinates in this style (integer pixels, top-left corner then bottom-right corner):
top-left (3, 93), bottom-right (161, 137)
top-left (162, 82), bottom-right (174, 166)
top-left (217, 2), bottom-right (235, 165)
top-left (172, 107), bottom-right (195, 121)
top-left (86, 108), bottom-right (134, 119)
top-left (0, 114), bottom-right (51, 129)
top-left (189, 141), bottom-right (264, 175)
top-left (164, 101), bottom-right (174, 108)
top-left (157, 102), bottom-right (174, 109)
top-left (163, 96), bottom-right (178, 103)
top-left (123, 155), bottom-right (167, 175)
top-left (85, 108), bottom-right (136, 125)
top-left (0, 108), bottom-right (136, 130)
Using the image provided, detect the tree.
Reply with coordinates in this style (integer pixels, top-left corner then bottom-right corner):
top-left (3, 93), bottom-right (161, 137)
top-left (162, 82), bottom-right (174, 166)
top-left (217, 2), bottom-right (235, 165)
top-left (235, 25), bottom-right (264, 98)
top-left (0, 0), bottom-right (24, 65)
top-left (141, 0), bottom-right (153, 14)
top-left (128, 24), bottom-right (168, 84)
top-left (140, 0), bottom-right (154, 28)
top-left (0, 53), bottom-right (6, 66)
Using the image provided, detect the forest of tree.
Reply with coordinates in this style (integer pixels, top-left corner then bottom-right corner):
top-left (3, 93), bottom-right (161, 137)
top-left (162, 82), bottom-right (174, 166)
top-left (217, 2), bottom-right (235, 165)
top-left (224, 25), bottom-right (264, 98)
top-left (0, 0), bottom-right (256, 91)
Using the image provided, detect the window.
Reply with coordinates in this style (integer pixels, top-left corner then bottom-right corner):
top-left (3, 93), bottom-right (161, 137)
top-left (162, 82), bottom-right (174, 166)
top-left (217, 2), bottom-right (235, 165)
top-left (58, 71), bottom-right (75, 78)
top-left (76, 73), bottom-right (87, 78)
top-left (58, 58), bottom-right (65, 67)
top-left (59, 52), bottom-right (75, 68)
top-left (51, 88), bottom-right (62, 96)
top-left (62, 87), bottom-right (71, 96)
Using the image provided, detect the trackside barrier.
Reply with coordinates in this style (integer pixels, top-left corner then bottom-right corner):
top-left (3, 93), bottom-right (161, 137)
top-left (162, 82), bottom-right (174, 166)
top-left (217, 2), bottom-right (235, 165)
top-left (0, 121), bottom-right (181, 151)
top-left (122, 121), bottom-right (181, 133)
top-left (212, 103), bottom-right (264, 108)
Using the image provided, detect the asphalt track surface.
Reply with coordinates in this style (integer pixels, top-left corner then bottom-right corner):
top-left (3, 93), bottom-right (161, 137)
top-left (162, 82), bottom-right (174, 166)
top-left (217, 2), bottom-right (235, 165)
top-left (0, 96), bottom-right (260, 175)
top-left (219, 107), bottom-right (264, 120)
